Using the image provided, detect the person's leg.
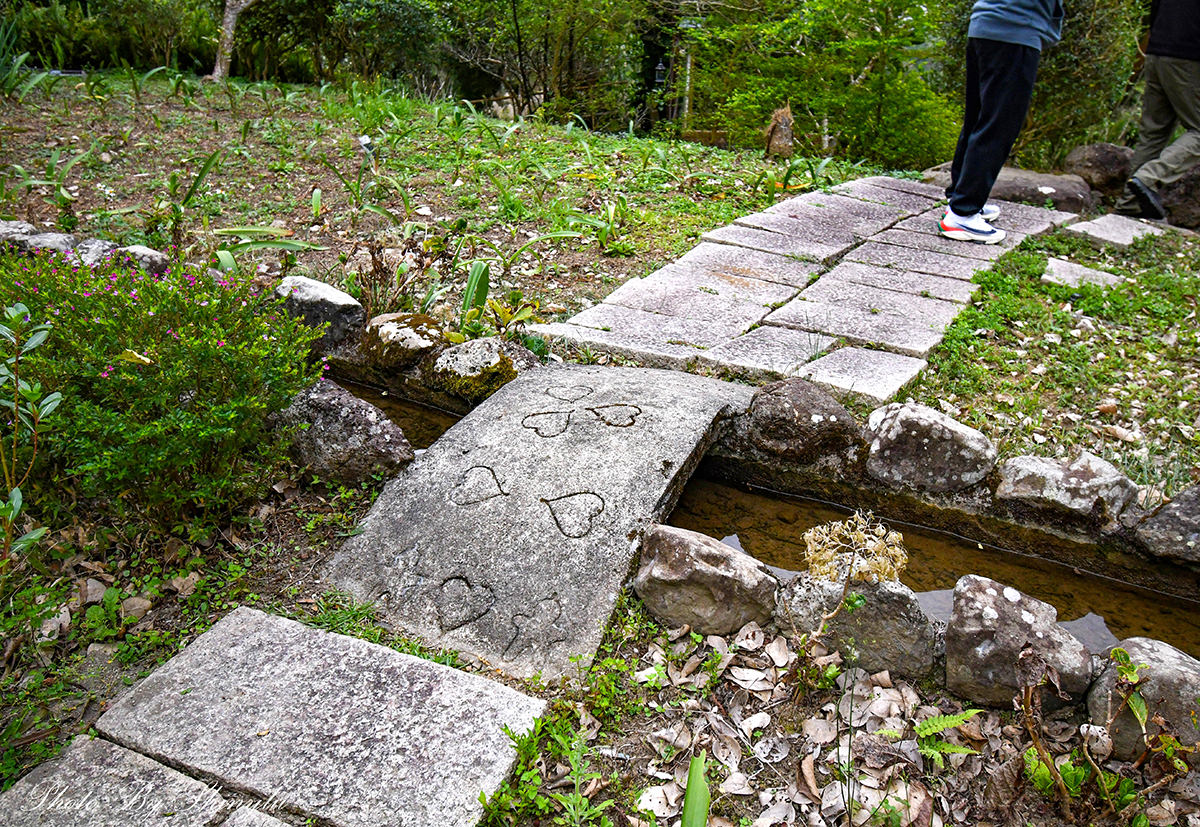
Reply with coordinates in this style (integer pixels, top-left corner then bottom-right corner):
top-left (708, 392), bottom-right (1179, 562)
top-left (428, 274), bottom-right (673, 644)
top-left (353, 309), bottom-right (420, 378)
top-left (1132, 56), bottom-right (1200, 190)
top-left (946, 41), bottom-right (982, 201)
top-left (1116, 55), bottom-right (1178, 213)
top-left (947, 39), bottom-right (1041, 217)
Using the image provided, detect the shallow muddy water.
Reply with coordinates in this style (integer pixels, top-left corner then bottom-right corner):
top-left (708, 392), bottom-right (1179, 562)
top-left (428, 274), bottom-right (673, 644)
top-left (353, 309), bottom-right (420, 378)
top-left (670, 478), bottom-right (1200, 657)
top-left (341, 383), bottom-right (461, 450)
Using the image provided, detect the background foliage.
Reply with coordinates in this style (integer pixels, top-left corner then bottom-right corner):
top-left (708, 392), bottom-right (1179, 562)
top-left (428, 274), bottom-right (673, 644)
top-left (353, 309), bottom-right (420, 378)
top-left (3, 0), bottom-right (1151, 170)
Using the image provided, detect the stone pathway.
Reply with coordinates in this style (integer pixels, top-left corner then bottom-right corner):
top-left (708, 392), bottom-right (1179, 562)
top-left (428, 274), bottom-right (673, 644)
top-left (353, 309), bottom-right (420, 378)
top-left (532, 176), bottom-right (1077, 403)
top-left (3, 608), bottom-right (545, 827)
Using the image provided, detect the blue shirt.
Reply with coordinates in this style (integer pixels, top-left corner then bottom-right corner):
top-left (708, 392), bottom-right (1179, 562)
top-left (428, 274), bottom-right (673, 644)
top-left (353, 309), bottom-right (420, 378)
top-left (968, 0), bottom-right (1064, 51)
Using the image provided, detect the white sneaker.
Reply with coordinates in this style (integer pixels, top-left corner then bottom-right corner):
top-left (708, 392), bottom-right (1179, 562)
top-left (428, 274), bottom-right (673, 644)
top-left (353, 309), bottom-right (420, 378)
top-left (945, 203), bottom-right (1001, 220)
top-left (939, 209), bottom-right (1006, 244)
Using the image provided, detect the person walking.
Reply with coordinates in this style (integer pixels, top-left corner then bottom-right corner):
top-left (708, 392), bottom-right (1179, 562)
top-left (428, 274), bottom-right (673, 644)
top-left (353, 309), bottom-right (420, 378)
top-left (1115, 0), bottom-right (1200, 221)
top-left (940, 0), bottom-right (1064, 244)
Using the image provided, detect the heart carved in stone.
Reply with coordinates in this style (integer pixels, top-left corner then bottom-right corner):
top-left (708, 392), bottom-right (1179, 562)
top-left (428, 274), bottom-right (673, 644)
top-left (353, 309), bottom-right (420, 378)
top-left (589, 403), bottom-right (642, 428)
top-left (541, 492), bottom-right (605, 538)
top-left (437, 576), bottom-right (495, 631)
top-left (449, 465), bottom-right (506, 505)
top-left (521, 410), bottom-right (573, 438)
top-left (545, 384), bottom-right (594, 402)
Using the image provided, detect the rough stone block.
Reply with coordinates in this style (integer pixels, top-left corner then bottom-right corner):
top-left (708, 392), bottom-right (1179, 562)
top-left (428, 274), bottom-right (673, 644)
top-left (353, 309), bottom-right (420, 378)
top-left (765, 297), bottom-right (947, 358)
top-left (697, 325), bottom-right (834, 380)
top-left (818, 261), bottom-right (978, 305)
top-left (97, 608), bottom-right (545, 827)
top-left (274, 275), bottom-right (366, 352)
top-left (996, 452), bottom-right (1137, 531)
top-left (674, 242), bottom-right (823, 288)
top-left (1, 736), bottom-right (228, 827)
top-left (1041, 258), bottom-right (1124, 288)
top-left (796, 347), bottom-right (927, 405)
top-left (866, 402), bottom-right (997, 494)
top-left (1136, 484), bottom-right (1200, 565)
top-left (326, 366), bottom-right (754, 677)
top-left (223, 808), bottom-right (290, 827)
top-left (845, 241), bottom-right (987, 281)
top-left (1064, 214), bottom-right (1166, 248)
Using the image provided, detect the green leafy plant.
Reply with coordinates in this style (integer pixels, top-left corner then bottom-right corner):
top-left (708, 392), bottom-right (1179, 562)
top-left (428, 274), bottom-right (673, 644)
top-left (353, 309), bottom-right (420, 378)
top-left (681, 750), bottom-right (711, 827)
top-left (546, 728), bottom-right (615, 827)
top-left (913, 710), bottom-right (981, 769)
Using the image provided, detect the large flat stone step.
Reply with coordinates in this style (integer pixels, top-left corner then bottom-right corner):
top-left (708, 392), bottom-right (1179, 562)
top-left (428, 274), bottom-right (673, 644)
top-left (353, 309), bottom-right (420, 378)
top-left (92, 607), bottom-right (544, 827)
top-left (326, 365), bottom-right (754, 678)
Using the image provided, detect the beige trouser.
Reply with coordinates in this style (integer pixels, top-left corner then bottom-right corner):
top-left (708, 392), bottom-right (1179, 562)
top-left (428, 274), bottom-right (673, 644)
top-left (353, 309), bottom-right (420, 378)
top-left (1116, 54), bottom-right (1200, 209)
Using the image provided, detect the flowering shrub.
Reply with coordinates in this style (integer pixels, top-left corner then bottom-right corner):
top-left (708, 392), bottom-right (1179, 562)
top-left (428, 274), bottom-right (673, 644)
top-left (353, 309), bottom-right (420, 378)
top-left (0, 250), bottom-right (321, 533)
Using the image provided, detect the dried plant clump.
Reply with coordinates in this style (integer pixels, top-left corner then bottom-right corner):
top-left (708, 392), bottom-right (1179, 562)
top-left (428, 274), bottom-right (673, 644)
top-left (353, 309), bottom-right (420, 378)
top-left (803, 511), bottom-right (908, 583)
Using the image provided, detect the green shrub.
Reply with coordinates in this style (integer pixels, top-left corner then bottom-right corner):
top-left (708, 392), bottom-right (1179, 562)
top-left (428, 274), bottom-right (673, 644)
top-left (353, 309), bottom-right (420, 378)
top-left (1, 250), bottom-right (320, 534)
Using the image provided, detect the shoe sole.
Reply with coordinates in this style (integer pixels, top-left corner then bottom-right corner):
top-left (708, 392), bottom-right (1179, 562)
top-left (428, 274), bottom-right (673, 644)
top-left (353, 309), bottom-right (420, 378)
top-left (1128, 179), bottom-right (1167, 221)
top-left (939, 223), bottom-right (1005, 244)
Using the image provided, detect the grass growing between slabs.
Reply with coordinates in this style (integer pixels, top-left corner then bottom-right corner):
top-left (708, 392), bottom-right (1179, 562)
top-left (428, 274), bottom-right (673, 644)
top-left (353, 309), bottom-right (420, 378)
top-left (906, 228), bottom-right (1200, 500)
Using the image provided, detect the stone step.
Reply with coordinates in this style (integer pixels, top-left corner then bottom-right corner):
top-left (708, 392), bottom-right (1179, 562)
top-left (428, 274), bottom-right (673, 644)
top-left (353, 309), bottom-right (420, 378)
top-left (90, 607), bottom-right (544, 827)
top-left (326, 365), bottom-right (755, 678)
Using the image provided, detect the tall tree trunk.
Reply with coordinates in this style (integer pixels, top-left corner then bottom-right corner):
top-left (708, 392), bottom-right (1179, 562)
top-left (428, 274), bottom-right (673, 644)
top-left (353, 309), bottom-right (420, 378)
top-left (509, 0), bottom-right (534, 113)
top-left (210, 0), bottom-right (261, 81)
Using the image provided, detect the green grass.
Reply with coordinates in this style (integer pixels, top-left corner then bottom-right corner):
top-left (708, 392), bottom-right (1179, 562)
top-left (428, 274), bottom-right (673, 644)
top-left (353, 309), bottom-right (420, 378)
top-left (908, 229), bottom-right (1200, 496)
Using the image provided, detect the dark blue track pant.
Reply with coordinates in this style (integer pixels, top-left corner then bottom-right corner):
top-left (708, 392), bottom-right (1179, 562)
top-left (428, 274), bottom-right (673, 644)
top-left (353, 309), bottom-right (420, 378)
top-left (946, 38), bottom-right (1042, 216)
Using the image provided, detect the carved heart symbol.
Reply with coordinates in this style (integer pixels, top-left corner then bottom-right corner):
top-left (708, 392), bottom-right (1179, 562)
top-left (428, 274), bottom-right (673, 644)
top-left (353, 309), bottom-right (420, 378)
top-left (542, 492), bottom-right (605, 539)
top-left (546, 384), bottom-right (594, 402)
top-left (521, 410), bottom-right (572, 438)
top-left (437, 577), bottom-right (495, 631)
top-left (449, 465), bottom-right (506, 505)
top-left (589, 403), bottom-right (642, 428)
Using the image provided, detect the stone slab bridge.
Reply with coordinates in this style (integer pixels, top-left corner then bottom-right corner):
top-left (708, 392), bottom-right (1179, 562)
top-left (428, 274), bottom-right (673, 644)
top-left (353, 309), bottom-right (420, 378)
top-left (533, 176), bottom-right (1077, 404)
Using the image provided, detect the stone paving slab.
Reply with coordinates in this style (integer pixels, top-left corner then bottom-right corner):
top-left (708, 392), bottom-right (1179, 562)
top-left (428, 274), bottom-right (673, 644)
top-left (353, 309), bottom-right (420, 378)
top-left (603, 263), bottom-right (796, 325)
top-left (530, 321), bottom-right (710, 370)
top-left (1042, 258), bottom-right (1124, 288)
top-left (97, 608), bottom-right (545, 827)
top-left (1065, 214), bottom-right (1166, 248)
top-left (797, 347), bottom-right (928, 405)
top-left (2, 735), bottom-right (229, 827)
top-left (873, 227), bottom-right (1009, 261)
top-left (702, 222), bottom-right (846, 262)
top-left (799, 278), bottom-right (962, 327)
top-left (809, 261), bottom-right (978, 305)
top-left (831, 179), bottom-right (942, 215)
top-left (988, 200), bottom-right (1077, 234)
top-left (675, 242), bottom-right (823, 288)
top-left (697, 325), bottom-right (836, 380)
top-left (764, 298), bottom-right (946, 357)
top-left (858, 176), bottom-right (947, 199)
top-left (767, 191), bottom-right (908, 234)
top-left (844, 240), bottom-right (986, 281)
top-left (721, 215), bottom-right (854, 262)
top-left (326, 366), bottom-right (754, 677)
top-left (565, 302), bottom-right (749, 347)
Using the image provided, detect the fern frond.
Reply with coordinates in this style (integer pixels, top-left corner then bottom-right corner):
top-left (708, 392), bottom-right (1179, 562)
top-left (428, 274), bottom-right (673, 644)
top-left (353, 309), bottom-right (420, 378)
top-left (914, 709), bottom-right (981, 738)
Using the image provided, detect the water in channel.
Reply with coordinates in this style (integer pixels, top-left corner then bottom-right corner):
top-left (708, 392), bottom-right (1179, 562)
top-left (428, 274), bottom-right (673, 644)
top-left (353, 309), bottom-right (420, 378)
top-left (669, 477), bottom-right (1200, 657)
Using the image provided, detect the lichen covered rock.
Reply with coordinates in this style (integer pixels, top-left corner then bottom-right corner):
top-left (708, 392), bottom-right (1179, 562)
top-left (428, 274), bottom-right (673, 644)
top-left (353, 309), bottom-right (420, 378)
top-left (362, 312), bottom-right (445, 370)
top-left (775, 573), bottom-right (940, 680)
top-left (276, 379), bottom-right (413, 484)
top-left (740, 378), bottom-right (864, 467)
top-left (1136, 484), bottom-right (1200, 564)
top-left (1086, 637), bottom-right (1200, 764)
top-left (866, 402), bottom-right (997, 494)
top-left (995, 451), bottom-right (1137, 531)
top-left (427, 337), bottom-right (540, 403)
top-left (274, 275), bottom-right (367, 354)
top-left (945, 575), bottom-right (1091, 707)
top-left (634, 524), bottom-right (777, 634)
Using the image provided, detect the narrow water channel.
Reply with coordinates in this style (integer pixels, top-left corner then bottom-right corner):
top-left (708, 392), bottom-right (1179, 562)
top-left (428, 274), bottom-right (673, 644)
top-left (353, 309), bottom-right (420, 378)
top-left (340, 382), bottom-right (462, 450)
top-left (670, 478), bottom-right (1200, 657)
